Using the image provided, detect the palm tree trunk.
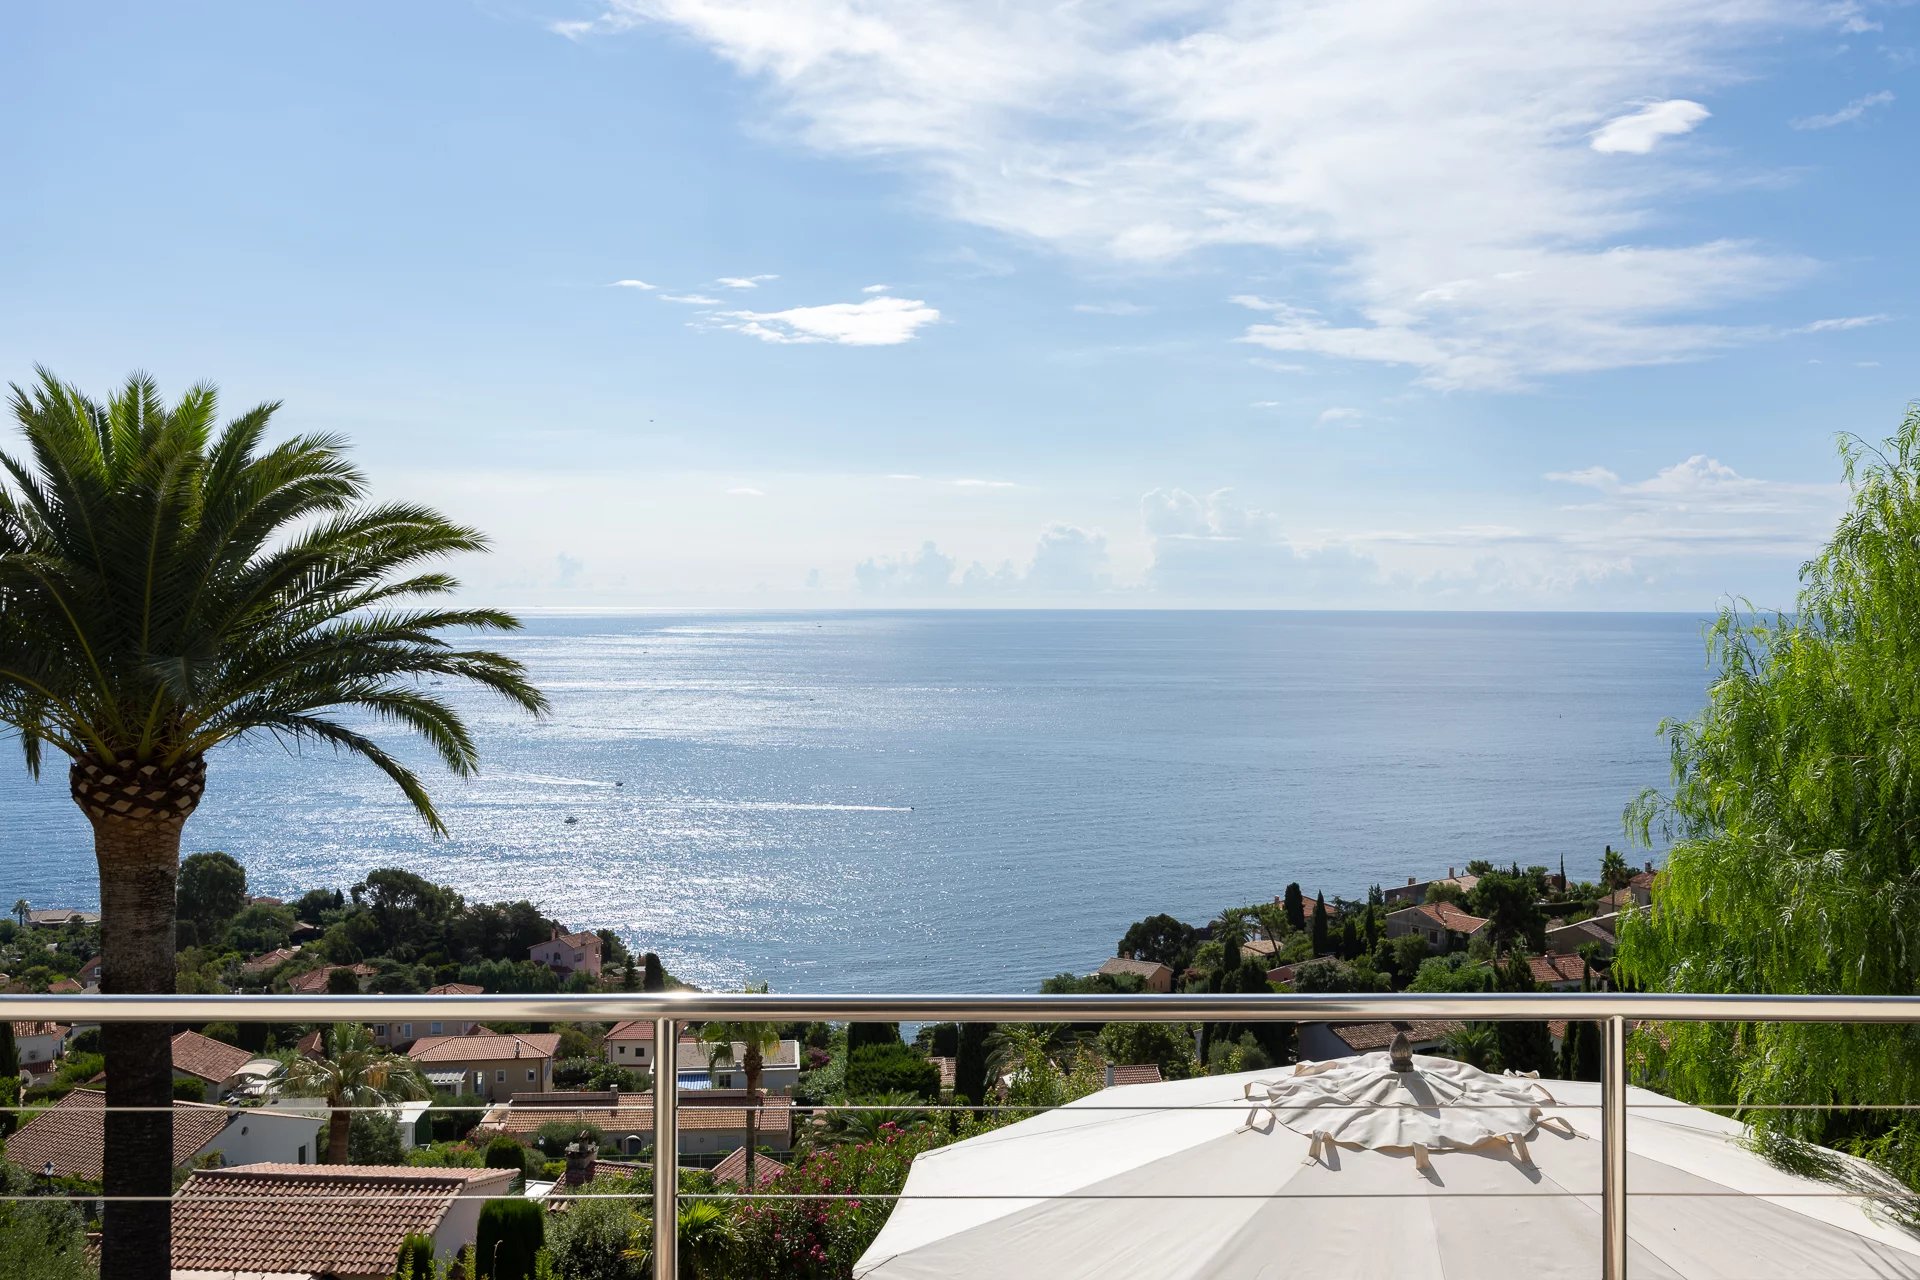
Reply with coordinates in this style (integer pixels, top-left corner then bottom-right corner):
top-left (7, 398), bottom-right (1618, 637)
top-left (75, 755), bottom-right (205, 1280)
top-left (326, 1104), bottom-right (352, 1164)
top-left (744, 1050), bottom-right (761, 1191)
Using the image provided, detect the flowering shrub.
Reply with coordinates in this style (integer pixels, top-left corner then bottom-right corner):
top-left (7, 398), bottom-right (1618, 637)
top-left (728, 1122), bottom-right (949, 1279)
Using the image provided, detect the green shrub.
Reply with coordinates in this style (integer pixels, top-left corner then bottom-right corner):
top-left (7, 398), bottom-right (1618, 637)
top-left (393, 1232), bottom-right (434, 1279)
top-left (532, 1121), bottom-right (605, 1159)
top-left (348, 1112), bottom-right (406, 1164)
top-left (172, 1076), bottom-right (211, 1102)
top-left (543, 1195), bottom-right (645, 1280)
top-left (845, 1043), bottom-right (940, 1101)
top-left (474, 1198), bottom-right (544, 1279)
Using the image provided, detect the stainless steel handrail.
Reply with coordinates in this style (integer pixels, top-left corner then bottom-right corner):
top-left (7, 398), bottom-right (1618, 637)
top-left (5, 989), bottom-right (1917, 1280)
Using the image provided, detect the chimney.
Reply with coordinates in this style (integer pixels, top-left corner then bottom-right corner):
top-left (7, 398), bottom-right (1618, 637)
top-left (1406, 877), bottom-right (1416, 886)
top-left (1645, 860), bottom-right (1654, 874)
top-left (564, 1135), bottom-right (598, 1187)
top-left (1104, 1064), bottom-right (1116, 1087)
top-left (1448, 867), bottom-right (1455, 879)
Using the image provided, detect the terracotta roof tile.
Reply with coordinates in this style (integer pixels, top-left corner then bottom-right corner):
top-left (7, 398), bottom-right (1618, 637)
top-left (171, 1030), bottom-right (253, 1083)
top-left (409, 1032), bottom-right (560, 1063)
top-left (476, 1093), bottom-right (792, 1142)
top-left (1327, 1020), bottom-right (1464, 1052)
top-left (1097, 957), bottom-right (1171, 981)
top-left (711, 1146), bottom-right (786, 1188)
top-left (285, 963), bottom-right (375, 994)
top-left (2, 1090), bottom-right (231, 1181)
top-left (425, 982), bottom-right (484, 996)
top-left (1528, 952), bottom-right (1591, 986)
top-left (1106, 1064), bottom-right (1164, 1086)
top-left (171, 1164), bottom-right (512, 1274)
top-left (1389, 901), bottom-right (1490, 933)
top-left (10, 1021), bottom-right (65, 1038)
top-left (605, 1020), bottom-right (653, 1041)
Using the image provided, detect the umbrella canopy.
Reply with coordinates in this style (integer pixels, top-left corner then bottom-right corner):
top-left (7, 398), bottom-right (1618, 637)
top-left (856, 1052), bottom-right (1920, 1279)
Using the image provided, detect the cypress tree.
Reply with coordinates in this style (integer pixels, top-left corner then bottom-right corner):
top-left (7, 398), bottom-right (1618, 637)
top-left (1282, 883), bottom-right (1306, 932)
top-left (954, 1022), bottom-right (992, 1107)
top-left (394, 1234), bottom-right (434, 1279)
top-left (641, 952), bottom-right (666, 993)
top-left (1494, 951), bottom-right (1553, 1075)
top-left (1309, 894), bottom-right (1330, 958)
top-left (474, 1199), bottom-right (543, 1280)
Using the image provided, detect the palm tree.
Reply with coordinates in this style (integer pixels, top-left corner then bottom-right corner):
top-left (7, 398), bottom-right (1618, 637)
top-left (278, 1023), bottom-right (431, 1163)
top-left (624, 1199), bottom-right (743, 1280)
top-left (827, 1090), bottom-right (933, 1144)
top-left (696, 984), bottom-right (782, 1190)
top-left (0, 371), bottom-right (544, 1278)
top-left (10, 898), bottom-right (26, 928)
top-left (1599, 845), bottom-right (1631, 891)
top-left (1441, 1021), bottom-right (1502, 1072)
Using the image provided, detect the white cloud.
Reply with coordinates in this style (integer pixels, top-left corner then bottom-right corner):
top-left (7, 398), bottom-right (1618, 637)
top-left (1317, 406), bottom-right (1363, 427)
top-left (1250, 400), bottom-right (1283, 408)
top-left (608, 278), bottom-right (659, 290)
top-left (952, 478), bottom-right (1017, 489)
top-left (726, 486), bottom-right (766, 496)
top-left (855, 524), bottom-right (1110, 595)
top-left (1797, 313), bottom-right (1891, 332)
top-left (862, 283), bottom-right (891, 293)
top-left (1073, 301), bottom-right (1152, 316)
top-left (1140, 488), bottom-right (1380, 600)
top-left (1792, 89), bottom-right (1895, 129)
top-left (571, 0), bottom-right (1838, 391)
top-left (1589, 100), bottom-right (1711, 154)
top-left (660, 293), bottom-right (724, 305)
top-left (884, 473), bottom-right (921, 480)
top-left (709, 294), bottom-right (940, 345)
top-left (715, 274), bottom-right (780, 288)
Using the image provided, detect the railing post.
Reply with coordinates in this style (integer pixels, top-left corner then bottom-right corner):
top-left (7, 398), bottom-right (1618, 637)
top-left (1601, 1014), bottom-right (1628, 1280)
top-left (654, 1017), bottom-right (678, 1280)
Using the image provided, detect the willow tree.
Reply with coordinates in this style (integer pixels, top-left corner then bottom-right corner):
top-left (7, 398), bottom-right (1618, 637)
top-left (1616, 405), bottom-right (1920, 1188)
top-left (0, 371), bottom-right (545, 1279)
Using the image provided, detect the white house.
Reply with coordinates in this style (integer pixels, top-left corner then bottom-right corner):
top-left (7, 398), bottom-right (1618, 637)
top-left (11, 1020), bottom-right (67, 1078)
top-left (2, 1089), bottom-right (322, 1180)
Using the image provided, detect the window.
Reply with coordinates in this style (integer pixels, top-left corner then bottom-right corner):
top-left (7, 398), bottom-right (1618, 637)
top-left (400, 1023), bottom-right (412, 1039)
top-left (371, 1024), bottom-right (387, 1037)
top-left (526, 1068), bottom-right (536, 1082)
top-left (616, 1045), bottom-right (626, 1056)
top-left (430, 1021), bottom-right (442, 1035)
top-left (298, 1145), bottom-right (307, 1164)
top-left (495, 1069), bottom-right (506, 1083)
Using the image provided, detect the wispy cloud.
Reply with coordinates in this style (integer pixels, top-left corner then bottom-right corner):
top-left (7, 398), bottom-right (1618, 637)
top-left (952, 478), bottom-right (1017, 489)
top-left (1792, 89), bottom-right (1895, 129)
top-left (608, 278), bottom-right (658, 290)
top-left (709, 295), bottom-right (940, 345)
top-left (1317, 407), bottom-right (1363, 427)
top-left (716, 274), bottom-right (779, 288)
top-left (862, 283), bottom-right (891, 293)
top-left (1073, 301), bottom-right (1152, 316)
top-left (1589, 100), bottom-right (1711, 154)
top-left (1796, 313), bottom-right (1891, 332)
top-left (885, 473), bottom-right (921, 481)
top-left (1250, 400), bottom-right (1283, 409)
top-left (726, 486), bottom-right (766, 496)
top-left (572, 0), bottom-right (1839, 392)
top-left (660, 293), bottom-right (724, 305)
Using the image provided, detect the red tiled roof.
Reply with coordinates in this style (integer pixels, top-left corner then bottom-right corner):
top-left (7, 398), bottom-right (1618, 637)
top-left (1528, 952), bottom-right (1590, 986)
top-left (1098, 957), bottom-right (1171, 981)
top-left (477, 1092), bottom-right (793, 1142)
top-left (286, 963), bottom-right (376, 994)
top-left (711, 1146), bottom-right (786, 1187)
top-left (171, 1165), bottom-right (512, 1274)
top-left (10, 1021), bottom-right (65, 1038)
top-left (46, 978), bottom-right (82, 993)
top-left (2, 1090), bottom-right (231, 1181)
top-left (1106, 1064), bottom-right (1164, 1086)
top-left (409, 1032), bottom-right (561, 1063)
top-left (171, 1030), bottom-right (252, 1083)
top-left (239, 946), bottom-right (299, 975)
top-left (425, 982), bottom-right (484, 996)
top-left (605, 1020), bottom-right (652, 1041)
top-left (1390, 901), bottom-right (1489, 933)
top-left (1327, 1020), bottom-right (1464, 1052)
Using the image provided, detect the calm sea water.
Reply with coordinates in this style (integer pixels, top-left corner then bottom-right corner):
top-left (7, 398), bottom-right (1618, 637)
top-left (0, 611), bottom-right (1710, 993)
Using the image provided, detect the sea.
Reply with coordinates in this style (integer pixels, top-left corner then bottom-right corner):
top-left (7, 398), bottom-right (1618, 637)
top-left (0, 611), bottom-right (1712, 994)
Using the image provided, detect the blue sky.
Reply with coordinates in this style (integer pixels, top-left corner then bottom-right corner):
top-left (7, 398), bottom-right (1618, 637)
top-left (2, 1), bottom-right (1914, 609)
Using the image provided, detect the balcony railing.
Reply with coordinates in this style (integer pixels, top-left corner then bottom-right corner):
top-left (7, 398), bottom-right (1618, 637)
top-left (6, 990), bottom-right (1919, 1280)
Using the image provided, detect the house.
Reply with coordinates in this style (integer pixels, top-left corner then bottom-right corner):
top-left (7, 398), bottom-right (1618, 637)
top-left (1383, 901), bottom-right (1490, 952)
top-left (46, 977), bottom-right (82, 994)
top-left (1546, 912), bottom-right (1619, 957)
top-left (1298, 1019), bottom-right (1463, 1061)
top-left (286, 962), bottom-right (376, 994)
top-left (1599, 864), bottom-right (1660, 913)
top-left (25, 908), bottom-right (99, 929)
top-left (76, 955), bottom-right (101, 991)
top-left (369, 982), bottom-right (485, 1047)
top-left (602, 1020), bottom-right (660, 1070)
top-left (1097, 956), bottom-right (1174, 992)
top-left (529, 927), bottom-right (603, 979)
top-left (408, 1030), bottom-right (560, 1102)
top-left (675, 1038), bottom-right (804, 1094)
top-left (3, 1088), bottom-right (320, 1179)
top-left (1103, 1063), bottom-right (1164, 1087)
top-left (1271, 894), bottom-right (1340, 919)
top-left (928, 1055), bottom-right (957, 1097)
top-left (237, 946), bottom-right (300, 979)
top-left (172, 1030), bottom-right (256, 1101)
top-left (475, 1088), bottom-right (794, 1161)
top-left (1524, 951), bottom-right (1593, 991)
top-left (1381, 870), bottom-right (1481, 909)
top-left (171, 1164), bottom-right (514, 1280)
top-left (711, 1145), bottom-right (787, 1188)
top-left (1237, 938), bottom-right (1282, 960)
top-left (1266, 962), bottom-right (1301, 986)
top-left (11, 1020), bottom-right (68, 1076)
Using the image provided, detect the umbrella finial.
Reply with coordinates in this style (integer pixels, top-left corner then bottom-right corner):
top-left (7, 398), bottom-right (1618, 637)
top-left (1388, 1031), bottom-right (1414, 1072)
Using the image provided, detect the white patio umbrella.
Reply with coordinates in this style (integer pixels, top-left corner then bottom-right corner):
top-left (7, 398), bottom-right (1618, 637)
top-left (855, 1049), bottom-right (1920, 1279)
